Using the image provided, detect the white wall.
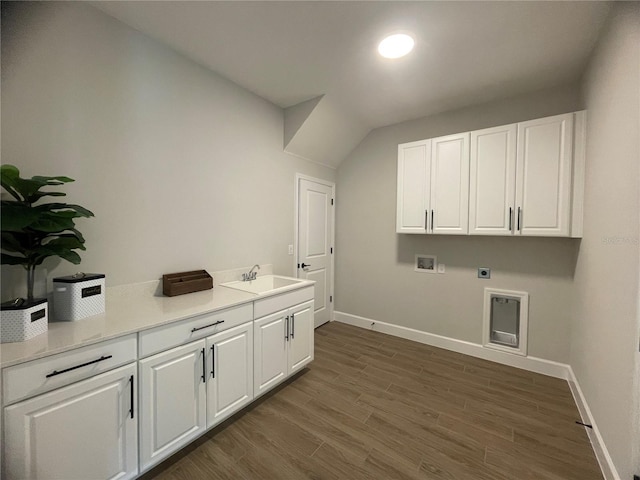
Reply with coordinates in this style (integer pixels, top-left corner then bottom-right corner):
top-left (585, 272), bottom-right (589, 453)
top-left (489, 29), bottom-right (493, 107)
top-left (1, 2), bottom-right (335, 300)
top-left (572, 3), bottom-right (640, 478)
top-left (335, 85), bottom-right (583, 364)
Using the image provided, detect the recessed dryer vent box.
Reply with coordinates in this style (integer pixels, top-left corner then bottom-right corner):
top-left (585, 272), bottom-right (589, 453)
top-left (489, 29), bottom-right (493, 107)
top-left (53, 273), bottom-right (106, 321)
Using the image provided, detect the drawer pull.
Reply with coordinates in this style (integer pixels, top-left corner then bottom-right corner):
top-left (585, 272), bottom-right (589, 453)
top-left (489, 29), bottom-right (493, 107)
top-left (191, 320), bottom-right (224, 333)
top-left (45, 355), bottom-right (113, 378)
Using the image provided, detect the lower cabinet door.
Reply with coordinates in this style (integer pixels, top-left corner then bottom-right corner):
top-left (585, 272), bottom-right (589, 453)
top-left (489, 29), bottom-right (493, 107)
top-left (4, 363), bottom-right (138, 480)
top-left (139, 340), bottom-right (206, 472)
top-left (254, 310), bottom-right (288, 397)
top-left (288, 300), bottom-right (314, 375)
top-left (206, 322), bottom-right (253, 428)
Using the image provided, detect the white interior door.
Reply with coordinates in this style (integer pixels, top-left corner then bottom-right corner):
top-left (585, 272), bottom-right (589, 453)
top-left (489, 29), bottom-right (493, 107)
top-left (297, 176), bottom-right (334, 328)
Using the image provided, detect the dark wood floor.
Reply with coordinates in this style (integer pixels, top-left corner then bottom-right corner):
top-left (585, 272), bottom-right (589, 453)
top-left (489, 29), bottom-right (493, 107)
top-left (143, 321), bottom-right (602, 480)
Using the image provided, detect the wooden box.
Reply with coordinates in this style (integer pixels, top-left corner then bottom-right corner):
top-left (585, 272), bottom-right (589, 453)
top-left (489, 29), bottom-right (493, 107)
top-left (162, 270), bottom-right (213, 297)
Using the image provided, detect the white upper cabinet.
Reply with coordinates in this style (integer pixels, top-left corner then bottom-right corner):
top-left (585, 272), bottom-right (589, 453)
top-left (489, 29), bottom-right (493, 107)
top-left (469, 124), bottom-right (518, 235)
top-left (396, 140), bottom-right (431, 233)
top-left (430, 132), bottom-right (470, 235)
top-left (515, 113), bottom-right (574, 236)
top-left (400, 111), bottom-right (585, 238)
top-left (396, 134), bottom-right (470, 235)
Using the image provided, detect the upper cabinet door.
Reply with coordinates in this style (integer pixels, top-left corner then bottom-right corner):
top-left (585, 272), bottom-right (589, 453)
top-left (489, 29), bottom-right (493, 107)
top-left (396, 140), bottom-right (431, 233)
top-left (515, 113), bottom-right (573, 236)
top-left (469, 124), bottom-right (517, 235)
top-left (430, 132), bottom-right (470, 235)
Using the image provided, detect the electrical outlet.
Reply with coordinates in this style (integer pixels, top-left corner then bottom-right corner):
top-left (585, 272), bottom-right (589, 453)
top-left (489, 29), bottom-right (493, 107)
top-left (288, 244), bottom-right (293, 255)
top-left (478, 267), bottom-right (491, 279)
top-left (437, 264), bottom-right (445, 274)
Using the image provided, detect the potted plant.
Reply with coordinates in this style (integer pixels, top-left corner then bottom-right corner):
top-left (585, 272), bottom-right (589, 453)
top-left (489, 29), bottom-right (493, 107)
top-left (1, 164), bottom-right (94, 342)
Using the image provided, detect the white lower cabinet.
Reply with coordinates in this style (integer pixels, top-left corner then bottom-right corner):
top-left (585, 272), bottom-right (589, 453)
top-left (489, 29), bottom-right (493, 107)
top-left (254, 300), bottom-right (314, 397)
top-left (4, 363), bottom-right (138, 480)
top-left (206, 322), bottom-right (253, 429)
top-left (2, 284), bottom-right (315, 480)
top-left (139, 340), bottom-right (207, 472)
top-left (138, 321), bottom-right (255, 472)
top-left (287, 300), bottom-right (314, 375)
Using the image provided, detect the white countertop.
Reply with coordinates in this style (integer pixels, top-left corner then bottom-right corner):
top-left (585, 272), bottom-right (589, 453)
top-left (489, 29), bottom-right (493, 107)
top-left (0, 275), bottom-right (314, 369)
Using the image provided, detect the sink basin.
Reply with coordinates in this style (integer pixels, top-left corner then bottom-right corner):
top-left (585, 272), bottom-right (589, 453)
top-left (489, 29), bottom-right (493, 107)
top-left (221, 275), bottom-right (304, 295)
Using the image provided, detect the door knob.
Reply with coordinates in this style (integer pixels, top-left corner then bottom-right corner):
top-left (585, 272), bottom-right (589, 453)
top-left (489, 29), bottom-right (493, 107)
top-left (299, 263), bottom-right (310, 268)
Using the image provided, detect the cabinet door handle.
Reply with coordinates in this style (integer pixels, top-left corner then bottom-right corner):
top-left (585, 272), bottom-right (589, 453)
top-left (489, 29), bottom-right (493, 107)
top-left (45, 355), bottom-right (113, 378)
top-left (210, 345), bottom-right (215, 378)
top-left (291, 313), bottom-right (295, 339)
top-left (285, 316), bottom-right (290, 341)
top-left (517, 207), bottom-right (522, 232)
top-left (425, 210), bottom-right (428, 230)
top-left (201, 348), bottom-right (206, 383)
top-left (191, 320), bottom-right (224, 333)
top-left (129, 374), bottom-right (134, 419)
top-left (509, 207), bottom-right (513, 231)
top-left (431, 210), bottom-right (434, 231)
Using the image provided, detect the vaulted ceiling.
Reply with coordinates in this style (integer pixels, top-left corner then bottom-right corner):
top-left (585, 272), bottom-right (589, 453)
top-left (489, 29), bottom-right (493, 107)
top-left (94, 1), bottom-right (610, 168)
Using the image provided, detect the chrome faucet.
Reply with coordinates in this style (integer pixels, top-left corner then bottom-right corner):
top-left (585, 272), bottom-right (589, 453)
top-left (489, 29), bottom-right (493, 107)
top-left (242, 264), bottom-right (260, 282)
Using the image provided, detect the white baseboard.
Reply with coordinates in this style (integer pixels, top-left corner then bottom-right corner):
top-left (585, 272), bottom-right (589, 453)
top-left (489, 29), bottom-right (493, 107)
top-left (333, 311), bottom-right (569, 379)
top-left (332, 310), bottom-right (617, 480)
top-left (567, 366), bottom-right (620, 480)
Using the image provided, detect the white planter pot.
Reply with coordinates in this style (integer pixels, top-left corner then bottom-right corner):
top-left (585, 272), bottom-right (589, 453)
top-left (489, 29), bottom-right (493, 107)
top-left (1, 298), bottom-right (48, 343)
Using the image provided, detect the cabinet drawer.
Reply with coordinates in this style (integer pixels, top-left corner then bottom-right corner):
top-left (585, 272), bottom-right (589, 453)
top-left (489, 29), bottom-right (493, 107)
top-left (2, 334), bottom-right (137, 406)
top-left (139, 303), bottom-right (253, 358)
top-left (254, 287), bottom-right (314, 319)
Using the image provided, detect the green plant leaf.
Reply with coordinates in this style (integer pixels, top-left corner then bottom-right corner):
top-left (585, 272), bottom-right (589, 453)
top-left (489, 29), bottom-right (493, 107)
top-left (29, 191), bottom-right (67, 201)
top-left (12, 177), bottom-right (49, 202)
top-left (35, 247), bottom-right (81, 265)
top-left (70, 228), bottom-right (85, 243)
top-left (0, 204), bottom-right (40, 231)
top-left (43, 235), bottom-right (86, 250)
top-left (1, 253), bottom-right (27, 266)
top-left (1, 165), bottom-right (23, 201)
top-left (32, 175), bottom-right (75, 184)
top-left (1, 165), bottom-right (19, 178)
top-left (1, 232), bottom-right (28, 253)
top-left (35, 203), bottom-right (94, 217)
top-left (28, 213), bottom-right (76, 233)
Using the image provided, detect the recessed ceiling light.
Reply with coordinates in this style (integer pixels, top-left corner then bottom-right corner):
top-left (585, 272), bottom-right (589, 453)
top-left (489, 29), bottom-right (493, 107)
top-left (378, 33), bottom-right (415, 59)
